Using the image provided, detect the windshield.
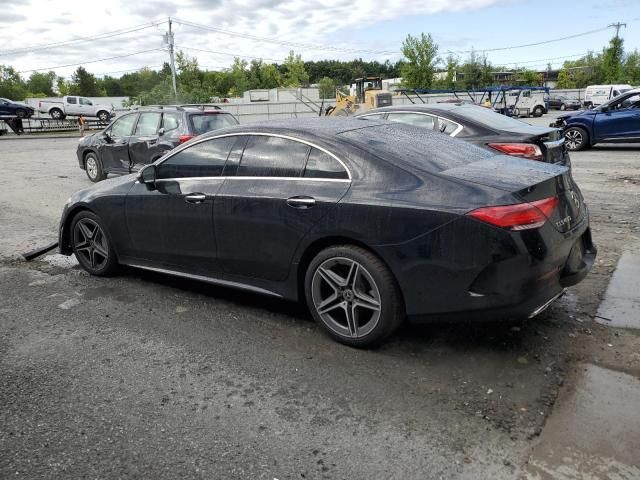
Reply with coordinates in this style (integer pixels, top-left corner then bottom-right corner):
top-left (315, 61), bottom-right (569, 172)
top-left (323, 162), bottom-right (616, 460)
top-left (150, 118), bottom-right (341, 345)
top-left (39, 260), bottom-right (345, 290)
top-left (452, 104), bottom-right (530, 129)
top-left (189, 113), bottom-right (238, 134)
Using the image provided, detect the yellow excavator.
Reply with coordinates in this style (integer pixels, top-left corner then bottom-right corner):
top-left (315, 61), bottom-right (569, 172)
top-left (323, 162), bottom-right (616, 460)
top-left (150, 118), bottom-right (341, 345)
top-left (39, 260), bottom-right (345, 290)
top-left (325, 77), bottom-right (392, 116)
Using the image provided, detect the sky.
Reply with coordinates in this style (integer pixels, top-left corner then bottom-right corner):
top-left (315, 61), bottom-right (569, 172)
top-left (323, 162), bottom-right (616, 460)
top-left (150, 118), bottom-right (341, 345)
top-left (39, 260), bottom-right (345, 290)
top-left (0, 0), bottom-right (638, 79)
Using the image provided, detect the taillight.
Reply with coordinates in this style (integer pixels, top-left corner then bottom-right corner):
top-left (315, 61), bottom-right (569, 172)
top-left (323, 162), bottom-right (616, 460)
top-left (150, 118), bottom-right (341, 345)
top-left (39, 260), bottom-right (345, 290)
top-left (179, 135), bottom-right (195, 144)
top-left (487, 143), bottom-right (543, 160)
top-left (466, 197), bottom-right (558, 231)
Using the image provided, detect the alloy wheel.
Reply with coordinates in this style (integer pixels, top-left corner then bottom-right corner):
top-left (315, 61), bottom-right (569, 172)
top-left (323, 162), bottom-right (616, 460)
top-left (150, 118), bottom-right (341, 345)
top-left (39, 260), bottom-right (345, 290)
top-left (565, 130), bottom-right (583, 150)
top-left (73, 218), bottom-right (109, 270)
top-left (311, 257), bottom-right (382, 339)
top-left (86, 157), bottom-right (98, 180)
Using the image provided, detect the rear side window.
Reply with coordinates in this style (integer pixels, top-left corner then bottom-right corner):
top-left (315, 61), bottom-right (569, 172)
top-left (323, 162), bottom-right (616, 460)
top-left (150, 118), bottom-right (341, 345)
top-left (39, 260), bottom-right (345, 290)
top-left (190, 113), bottom-right (238, 135)
top-left (162, 112), bottom-right (182, 131)
top-left (387, 112), bottom-right (435, 130)
top-left (67, 97), bottom-right (77, 104)
top-left (111, 114), bottom-right (137, 137)
top-left (157, 137), bottom-right (237, 179)
top-left (135, 112), bottom-right (161, 136)
top-left (437, 118), bottom-right (461, 135)
top-left (304, 148), bottom-right (349, 180)
top-left (237, 136), bottom-right (309, 177)
top-left (360, 113), bottom-right (385, 120)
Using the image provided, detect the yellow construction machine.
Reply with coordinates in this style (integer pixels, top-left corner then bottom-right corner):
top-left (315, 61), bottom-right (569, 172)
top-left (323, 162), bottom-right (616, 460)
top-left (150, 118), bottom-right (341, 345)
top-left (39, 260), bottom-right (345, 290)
top-left (325, 77), bottom-right (392, 116)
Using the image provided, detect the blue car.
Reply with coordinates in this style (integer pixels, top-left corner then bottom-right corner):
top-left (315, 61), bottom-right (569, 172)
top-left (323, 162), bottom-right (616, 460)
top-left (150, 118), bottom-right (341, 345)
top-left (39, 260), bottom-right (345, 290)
top-left (0, 97), bottom-right (35, 118)
top-left (550, 88), bottom-right (640, 151)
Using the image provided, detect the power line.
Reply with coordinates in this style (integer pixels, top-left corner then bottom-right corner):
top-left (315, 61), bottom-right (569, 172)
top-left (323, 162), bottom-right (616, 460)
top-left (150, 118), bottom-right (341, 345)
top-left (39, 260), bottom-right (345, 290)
top-left (17, 48), bottom-right (166, 74)
top-left (94, 65), bottom-right (165, 76)
top-left (0, 19), bottom-right (168, 57)
top-left (449, 25), bottom-right (613, 54)
top-left (172, 18), bottom-right (399, 55)
top-left (175, 45), bottom-right (281, 63)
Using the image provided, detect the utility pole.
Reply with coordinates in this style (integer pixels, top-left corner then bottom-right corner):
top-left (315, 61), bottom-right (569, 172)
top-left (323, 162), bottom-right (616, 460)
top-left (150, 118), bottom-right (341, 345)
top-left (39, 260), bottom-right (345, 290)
top-left (167, 17), bottom-right (178, 99)
top-left (608, 22), bottom-right (627, 39)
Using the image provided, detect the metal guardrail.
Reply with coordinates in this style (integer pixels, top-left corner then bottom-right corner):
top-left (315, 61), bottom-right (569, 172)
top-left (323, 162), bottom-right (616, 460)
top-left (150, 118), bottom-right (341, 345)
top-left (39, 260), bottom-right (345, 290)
top-left (0, 115), bottom-right (108, 134)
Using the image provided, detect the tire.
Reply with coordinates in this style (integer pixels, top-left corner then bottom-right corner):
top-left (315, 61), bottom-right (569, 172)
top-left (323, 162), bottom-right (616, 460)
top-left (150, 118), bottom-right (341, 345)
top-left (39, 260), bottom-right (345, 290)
top-left (97, 110), bottom-right (110, 122)
top-left (533, 106), bottom-right (544, 117)
top-left (84, 152), bottom-right (106, 182)
top-left (564, 127), bottom-right (589, 151)
top-left (560, 104), bottom-right (566, 111)
top-left (71, 211), bottom-right (118, 276)
top-left (15, 108), bottom-right (27, 118)
top-left (50, 108), bottom-right (64, 120)
top-left (304, 245), bottom-right (404, 348)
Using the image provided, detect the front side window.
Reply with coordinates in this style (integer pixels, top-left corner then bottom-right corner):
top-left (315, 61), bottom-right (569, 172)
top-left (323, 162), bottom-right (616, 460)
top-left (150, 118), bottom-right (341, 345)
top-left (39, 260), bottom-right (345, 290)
top-left (304, 148), bottom-right (348, 180)
top-left (237, 136), bottom-right (309, 177)
top-left (157, 136), bottom-right (237, 179)
top-left (80, 97), bottom-right (93, 105)
top-left (387, 112), bottom-right (435, 130)
top-left (110, 114), bottom-right (137, 137)
top-left (135, 112), bottom-right (161, 136)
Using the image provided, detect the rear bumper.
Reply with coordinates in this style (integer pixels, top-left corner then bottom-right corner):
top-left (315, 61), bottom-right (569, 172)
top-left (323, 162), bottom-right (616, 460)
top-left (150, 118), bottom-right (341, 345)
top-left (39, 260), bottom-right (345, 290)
top-left (387, 213), bottom-right (596, 323)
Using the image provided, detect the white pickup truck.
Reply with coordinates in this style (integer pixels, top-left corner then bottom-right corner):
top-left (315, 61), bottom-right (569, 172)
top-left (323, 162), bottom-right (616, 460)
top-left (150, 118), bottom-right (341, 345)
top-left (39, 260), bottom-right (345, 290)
top-left (38, 96), bottom-right (114, 122)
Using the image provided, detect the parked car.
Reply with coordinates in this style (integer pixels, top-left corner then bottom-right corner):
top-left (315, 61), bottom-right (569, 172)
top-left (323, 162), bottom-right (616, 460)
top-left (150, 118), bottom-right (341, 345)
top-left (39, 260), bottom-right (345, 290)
top-left (77, 106), bottom-right (239, 182)
top-left (38, 96), bottom-right (114, 122)
top-left (550, 88), bottom-right (640, 151)
top-left (356, 103), bottom-right (569, 166)
top-left (546, 95), bottom-right (581, 111)
top-left (58, 118), bottom-right (596, 347)
top-left (0, 98), bottom-right (35, 118)
top-left (583, 84), bottom-right (632, 108)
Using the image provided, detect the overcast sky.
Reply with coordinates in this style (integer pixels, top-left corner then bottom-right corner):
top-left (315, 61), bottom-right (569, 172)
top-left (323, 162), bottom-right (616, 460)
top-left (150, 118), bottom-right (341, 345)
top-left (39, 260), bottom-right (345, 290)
top-left (0, 0), bottom-right (638, 79)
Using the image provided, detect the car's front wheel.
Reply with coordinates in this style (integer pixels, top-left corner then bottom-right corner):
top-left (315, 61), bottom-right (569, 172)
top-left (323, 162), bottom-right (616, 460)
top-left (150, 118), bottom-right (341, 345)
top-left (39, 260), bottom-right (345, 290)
top-left (71, 211), bottom-right (118, 276)
top-left (305, 245), bottom-right (404, 348)
top-left (15, 108), bottom-right (27, 118)
top-left (564, 126), bottom-right (589, 151)
top-left (85, 152), bottom-right (106, 182)
top-left (533, 106), bottom-right (544, 117)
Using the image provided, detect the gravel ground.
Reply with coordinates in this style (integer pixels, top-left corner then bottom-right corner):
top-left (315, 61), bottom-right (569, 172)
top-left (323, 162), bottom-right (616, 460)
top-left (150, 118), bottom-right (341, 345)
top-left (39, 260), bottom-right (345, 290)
top-left (1, 121), bottom-right (639, 479)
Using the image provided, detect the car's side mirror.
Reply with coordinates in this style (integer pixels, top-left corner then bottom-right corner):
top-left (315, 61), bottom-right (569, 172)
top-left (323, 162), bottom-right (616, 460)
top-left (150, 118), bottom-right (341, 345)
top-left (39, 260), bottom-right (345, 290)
top-left (103, 131), bottom-right (112, 142)
top-left (600, 105), bottom-right (609, 112)
top-left (157, 127), bottom-right (165, 136)
top-left (139, 164), bottom-right (157, 187)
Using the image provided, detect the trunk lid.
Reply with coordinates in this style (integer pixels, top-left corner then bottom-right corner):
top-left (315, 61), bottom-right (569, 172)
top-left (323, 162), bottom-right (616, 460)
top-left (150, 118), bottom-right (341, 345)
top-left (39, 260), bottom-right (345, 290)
top-left (440, 155), bottom-right (585, 233)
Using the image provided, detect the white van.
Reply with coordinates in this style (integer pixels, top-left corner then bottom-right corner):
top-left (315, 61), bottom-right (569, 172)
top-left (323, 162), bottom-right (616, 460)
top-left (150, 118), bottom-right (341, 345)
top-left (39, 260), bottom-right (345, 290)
top-left (584, 84), bottom-right (632, 108)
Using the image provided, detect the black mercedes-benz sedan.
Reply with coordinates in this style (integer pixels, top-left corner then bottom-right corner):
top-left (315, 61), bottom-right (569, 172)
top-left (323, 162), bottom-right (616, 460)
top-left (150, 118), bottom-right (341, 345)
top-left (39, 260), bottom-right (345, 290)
top-left (356, 103), bottom-right (570, 167)
top-left (58, 118), bottom-right (595, 347)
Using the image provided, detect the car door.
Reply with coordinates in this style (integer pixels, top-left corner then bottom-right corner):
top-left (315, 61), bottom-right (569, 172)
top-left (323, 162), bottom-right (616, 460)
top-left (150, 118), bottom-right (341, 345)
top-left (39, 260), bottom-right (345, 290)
top-left (128, 112), bottom-right (162, 172)
top-left (594, 94), bottom-right (640, 141)
top-left (214, 134), bottom-right (351, 282)
top-left (124, 136), bottom-right (238, 274)
top-left (99, 113), bottom-right (138, 174)
top-left (79, 97), bottom-right (93, 116)
top-left (65, 96), bottom-right (80, 115)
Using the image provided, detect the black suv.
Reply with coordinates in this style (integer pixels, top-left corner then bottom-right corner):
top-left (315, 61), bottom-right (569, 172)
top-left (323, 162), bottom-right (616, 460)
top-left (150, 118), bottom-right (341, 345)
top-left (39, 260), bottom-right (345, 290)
top-left (77, 106), bottom-right (239, 182)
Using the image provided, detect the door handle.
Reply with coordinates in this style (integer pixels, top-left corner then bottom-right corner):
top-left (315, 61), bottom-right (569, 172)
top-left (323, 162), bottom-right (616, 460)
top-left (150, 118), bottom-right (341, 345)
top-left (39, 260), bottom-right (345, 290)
top-left (287, 196), bottom-right (315, 209)
top-left (184, 193), bottom-right (207, 204)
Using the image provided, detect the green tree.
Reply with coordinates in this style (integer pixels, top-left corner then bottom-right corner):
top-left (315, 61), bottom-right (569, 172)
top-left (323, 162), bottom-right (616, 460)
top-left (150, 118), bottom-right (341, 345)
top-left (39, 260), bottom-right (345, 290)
top-left (26, 71), bottom-right (56, 96)
top-left (69, 66), bottom-right (100, 96)
top-left (318, 77), bottom-right (336, 99)
top-left (515, 69), bottom-right (541, 85)
top-left (623, 49), bottom-right (640, 84)
top-left (228, 57), bottom-right (249, 97)
top-left (0, 65), bottom-right (27, 100)
top-left (556, 69), bottom-right (577, 89)
top-left (602, 35), bottom-right (624, 83)
top-left (247, 59), bottom-right (281, 90)
top-left (283, 51), bottom-right (309, 87)
top-left (400, 33), bottom-right (439, 89)
top-left (459, 50), bottom-right (493, 89)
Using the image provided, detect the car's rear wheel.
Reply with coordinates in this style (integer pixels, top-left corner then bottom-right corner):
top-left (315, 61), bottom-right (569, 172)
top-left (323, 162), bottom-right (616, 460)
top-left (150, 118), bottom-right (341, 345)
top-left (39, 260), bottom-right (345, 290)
top-left (533, 106), bottom-right (544, 117)
top-left (85, 152), bottom-right (106, 182)
top-left (50, 108), bottom-right (64, 120)
top-left (97, 110), bottom-right (110, 122)
top-left (71, 211), bottom-right (118, 276)
top-left (564, 127), bottom-right (589, 151)
top-left (305, 245), bottom-right (404, 348)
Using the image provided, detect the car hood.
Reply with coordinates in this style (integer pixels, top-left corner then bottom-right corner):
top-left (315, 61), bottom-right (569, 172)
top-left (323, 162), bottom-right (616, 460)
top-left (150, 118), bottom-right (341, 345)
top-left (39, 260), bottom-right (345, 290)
top-left (556, 109), bottom-right (594, 121)
top-left (68, 173), bottom-right (136, 206)
top-left (13, 101), bottom-right (33, 109)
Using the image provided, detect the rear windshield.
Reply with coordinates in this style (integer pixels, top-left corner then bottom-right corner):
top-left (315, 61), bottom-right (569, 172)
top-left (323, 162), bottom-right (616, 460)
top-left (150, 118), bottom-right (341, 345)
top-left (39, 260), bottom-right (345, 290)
top-left (338, 123), bottom-right (494, 174)
top-left (189, 113), bottom-right (238, 134)
top-left (452, 104), bottom-right (532, 129)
